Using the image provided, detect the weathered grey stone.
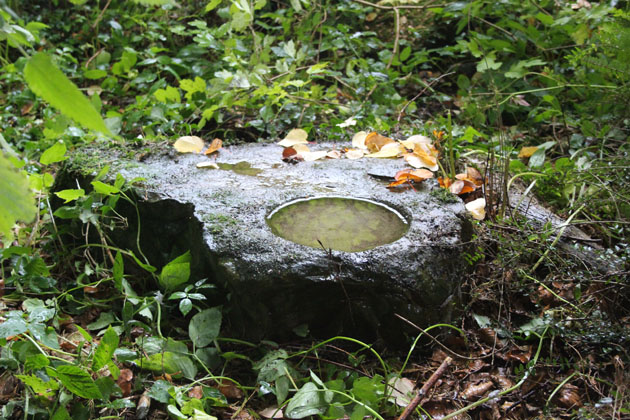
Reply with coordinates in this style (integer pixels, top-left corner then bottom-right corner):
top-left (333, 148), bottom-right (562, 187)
top-left (63, 142), bottom-right (472, 346)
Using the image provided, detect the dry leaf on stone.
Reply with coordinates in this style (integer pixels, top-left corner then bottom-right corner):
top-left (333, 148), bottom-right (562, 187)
top-left (345, 148), bottom-right (365, 159)
top-left (403, 144), bottom-right (439, 171)
top-left (518, 146), bottom-right (538, 158)
top-left (278, 128), bottom-right (308, 147)
top-left (174, 136), bottom-right (204, 153)
top-left (388, 377), bottom-right (416, 407)
top-left (366, 142), bottom-right (404, 158)
top-left (400, 134), bottom-right (432, 149)
top-left (450, 179), bottom-right (476, 195)
top-left (259, 407), bottom-right (284, 419)
top-left (327, 150), bottom-right (342, 159)
top-left (456, 167), bottom-right (483, 187)
top-left (465, 198), bottom-right (486, 220)
top-left (292, 144), bottom-right (310, 153)
top-left (365, 132), bottom-right (395, 152)
top-left (282, 147), bottom-right (298, 160)
top-left (352, 131), bottom-right (369, 149)
top-left (205, 138), bottom-right (223, 155)
top-left (301, 150), bottom-right (328, 161)
top-left (395, 168), bottom-right (434, 182)
top-left (196, 162), bottom-right (219, 169)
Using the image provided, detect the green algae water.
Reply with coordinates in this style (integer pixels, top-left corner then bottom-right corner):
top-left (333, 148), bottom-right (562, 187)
top-left (266, 196), bottom-right (409, 252)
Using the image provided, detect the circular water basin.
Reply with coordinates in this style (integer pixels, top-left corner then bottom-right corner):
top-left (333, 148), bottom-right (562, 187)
top-left (266, 196), bottom-right (409, 252)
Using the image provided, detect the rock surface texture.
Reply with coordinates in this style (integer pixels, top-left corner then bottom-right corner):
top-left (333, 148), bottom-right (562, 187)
top-left (66, 142), bottom-right (473, 346)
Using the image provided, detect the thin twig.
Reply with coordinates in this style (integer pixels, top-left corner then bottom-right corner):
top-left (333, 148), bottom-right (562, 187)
top-left (92, 0), bottom-right (113, 29)
top-left (351, 0), bottom-right (448, 10)
top-left (397, 71), bottom-right (455, 122)
top-left (397, 357), bottom-right (453, 420)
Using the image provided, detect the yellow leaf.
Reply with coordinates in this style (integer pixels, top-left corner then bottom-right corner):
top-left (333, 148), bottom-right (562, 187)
top-left (352, 131), bottom-right (369, 150)
top-left (292, 144), bottom-right (310, 153)
top-left (204, 138), bottom-right (223, 155)
top-left (404, 151), bottom-right (438, 171)
top-left (345, 149), bottom-right (365, 159)
top-left (400, 134), bottom-right (432, 149)
top-left (278, 128), bottom-right (308, 147)
top-left (365, 132), bottom-right (394, 152)
top-left (465, 198), bottom-right (486, 220)
top-left (196, 162), bottom-right (219, 169)
top-left (301, 150), bottom-right (328, 161)
top-left (365, 142), bottom-right (404, 158)
top-left (518, 146), bottom-right (538, 158)
top-left (174, 136), bottom-right (204, 153)
top-left (326, 150), bottom-right (342, 159)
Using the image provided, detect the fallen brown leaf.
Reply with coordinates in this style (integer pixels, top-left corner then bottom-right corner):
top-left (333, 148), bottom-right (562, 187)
top-left (205, 138), bottom-right (223, 155)
top-left (117, 368), bottom-right (133, 397)
top-left (365, 132), bottom-right (394, 152)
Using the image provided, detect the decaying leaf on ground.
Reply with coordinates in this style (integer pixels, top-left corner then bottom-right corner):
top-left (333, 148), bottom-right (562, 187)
top-left (465, 197), bottom-right (486, 220)
top-left (518, 146), bottom-right (539, 158)
top-left (278, 128), bottom-right (308, 147)
top-left (352, 131), bottom-right (369, 149)
top-left (365, 132), bottom-right (395, 152)
top-left (205, 138), bottom-right (223, 155)
top-left (345, 148), bottom-right (365, 159)
top-left (174, 136), bottom-right (204, 153)
top-left (197, 161), bottom-right (220, 169)
top-left (366, 141), bottom-right (405, 158)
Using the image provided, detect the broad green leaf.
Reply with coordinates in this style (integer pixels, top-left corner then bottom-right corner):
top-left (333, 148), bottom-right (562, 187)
top-left (476, 55), bottom-right (502, 72)
top-left (23, 53), bottom-right (111, 136)
top-left (113, 251), bottom-right (124, 290)
top-left (0, 313), bottom-right (27, 339)
top-left (148, 380), bottom-right (173, 403)
top-left (399, 46), bottom-right (411, 61)
top-left (189, 307), bottom-right (221, 348)
top-left (205, 0), bottom-right (222, 12)
top-left (91, 181), bottom-right (120, 195)
top-left (92, 326), bottom-right (119, 371)
top-left (307, 62), bottom-right (328, 74)
top-left (16, 374), bottom-right (59, 396)
top-left (179, 298), bottom-right (193, 316)
top-left (40, 142), bottom-right (68, 165)
top-left (130, 0), bottom-right (174, 4)
top-left (54, 365), bottom-right (103, 399)
top-left (137, 352), bottom-right (197, 379)
top-left (51, 406), bottom-right (72, 420)
top-left (285, 382), bottom-right (327, 419)
top-left (54, 189), bottom-right (85, 203)
top-left (159, 251), bottom-right (191, 291)
top-left (0, 154), bottom-right (36, 240)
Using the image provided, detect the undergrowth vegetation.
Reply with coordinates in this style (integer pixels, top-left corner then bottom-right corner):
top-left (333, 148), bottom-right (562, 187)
top-left (1, 0), bottom-right (629, 419)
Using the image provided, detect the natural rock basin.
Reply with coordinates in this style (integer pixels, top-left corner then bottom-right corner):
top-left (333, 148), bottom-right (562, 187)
top-left (60, 142), bottom-right (473, 346)
top-left (267, 196), bottom-right (409, 252)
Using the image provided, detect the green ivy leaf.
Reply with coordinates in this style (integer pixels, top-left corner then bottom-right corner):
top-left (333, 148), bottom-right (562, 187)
top-left (0, 155), bottom-right (36, 240)
top-left (159, 251), bottom-right (191, 291)
top-left (39, 142), bottom-right (68, 165)
top-left (285, 382), bottom-right (327, 419)
top-left (54, 189), bottom-right (85, 203)
top-left (130, 0), bottom-right (174, 5)
top-left (91, 181), bottom-right (120, 196)
top-left (23, 52), bottom-right (112, 136)
top-left (51, 406), bottom-right (72, 420)
top-left (92, 326), bottom-right (119, 371)
top-left (16, 374), bottom-right (59, 396)
top-left (54, 365), bottom-right (103, 399)
top-left (189, 307), bottom-right (221, 348)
